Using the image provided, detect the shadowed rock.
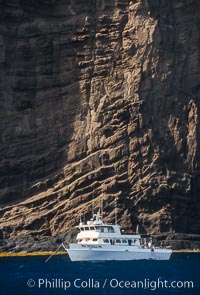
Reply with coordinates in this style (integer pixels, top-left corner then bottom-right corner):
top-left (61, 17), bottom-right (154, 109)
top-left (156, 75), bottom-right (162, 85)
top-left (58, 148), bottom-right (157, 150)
top-left (0, 0), bottom-right (200, 247)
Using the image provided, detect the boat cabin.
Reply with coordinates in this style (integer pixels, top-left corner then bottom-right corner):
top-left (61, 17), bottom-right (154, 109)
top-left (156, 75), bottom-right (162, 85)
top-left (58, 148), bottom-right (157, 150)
top-left (76, 210), bottom-right (141, 246)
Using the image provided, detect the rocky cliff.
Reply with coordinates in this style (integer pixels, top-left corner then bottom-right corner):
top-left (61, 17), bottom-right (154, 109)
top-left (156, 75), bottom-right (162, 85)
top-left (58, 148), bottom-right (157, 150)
top-left (0, 0), bottom-right (200, 244)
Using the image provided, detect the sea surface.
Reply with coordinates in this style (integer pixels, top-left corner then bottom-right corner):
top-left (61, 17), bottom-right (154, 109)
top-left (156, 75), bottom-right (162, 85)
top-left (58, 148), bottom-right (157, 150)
top-left (0, 253), bottom-right (200, 295)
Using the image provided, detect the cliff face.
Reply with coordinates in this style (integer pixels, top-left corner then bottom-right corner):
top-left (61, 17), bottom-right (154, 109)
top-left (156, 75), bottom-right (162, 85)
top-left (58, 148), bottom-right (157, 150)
top-left (0, 0), bottom-right (200, 239)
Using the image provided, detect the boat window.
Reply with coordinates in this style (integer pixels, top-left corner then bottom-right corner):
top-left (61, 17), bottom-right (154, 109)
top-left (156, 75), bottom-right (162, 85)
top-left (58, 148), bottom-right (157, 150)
top-left (103, 227), bottom-right (108, 233)
top-left (92, 239), bottom-right (98, 241)
top-left (80, 227), bottom-right (84, 231)
top-left (90, 227), bottom-right (95, 230)
top-left (100, 227), bottom-right (104, 232)
top-left (78, 239), bottom-right (82, 242)
top-left (85, 227), bottom-right (89, 230)
top-left (133, 239), bottom-right (137, 243)
top-left (107, 226), bottom-right (115, 233)
top-left (103, 239), bottom-right (109, 243)
top-left (95, 226), bottom-right (100, 231)
top-left (122, 239), bottom-right (127, 243)
top-left (116, 239), bottom-right (121, 243)
top-left (110, 239), bottom-right (116, 245)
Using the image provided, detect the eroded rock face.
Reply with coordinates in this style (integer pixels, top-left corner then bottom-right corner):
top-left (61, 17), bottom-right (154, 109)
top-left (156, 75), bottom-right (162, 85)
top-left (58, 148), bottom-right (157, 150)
top-left (0, 0), bottom-right (200, 240)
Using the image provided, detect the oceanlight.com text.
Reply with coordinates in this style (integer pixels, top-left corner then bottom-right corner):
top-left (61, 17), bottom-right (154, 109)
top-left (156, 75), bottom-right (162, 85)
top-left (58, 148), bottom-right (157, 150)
top-left (109, 278), bottom-right (194, 290)
top-left (27, 277), bottom-right (194, 291)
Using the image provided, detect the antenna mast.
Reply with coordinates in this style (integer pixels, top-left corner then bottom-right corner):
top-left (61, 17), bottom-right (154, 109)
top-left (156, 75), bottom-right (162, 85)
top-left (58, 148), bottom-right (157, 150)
top-left (115, 198), bottom-right (117, 225)
top-left (92, 193), bottom-right (94, 218)
top-left (101, 198), bottom-right (104, 215)
top-left (136, 224), bottom-right (139, 234)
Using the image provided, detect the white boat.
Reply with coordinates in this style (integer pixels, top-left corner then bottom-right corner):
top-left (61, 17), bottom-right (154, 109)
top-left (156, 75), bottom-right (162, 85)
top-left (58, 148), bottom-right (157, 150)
top-left (63, 209), bottom-right (172, 261)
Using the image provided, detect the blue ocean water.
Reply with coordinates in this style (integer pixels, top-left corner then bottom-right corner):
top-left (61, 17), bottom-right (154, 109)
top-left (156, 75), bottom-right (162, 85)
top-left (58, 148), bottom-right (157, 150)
top-left (0, 253), bottom-right (200, 295)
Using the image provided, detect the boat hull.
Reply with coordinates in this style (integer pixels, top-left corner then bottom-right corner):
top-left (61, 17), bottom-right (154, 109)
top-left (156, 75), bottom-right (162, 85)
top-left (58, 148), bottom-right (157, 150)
top-left (63, 244), bottom-right (172, 261)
